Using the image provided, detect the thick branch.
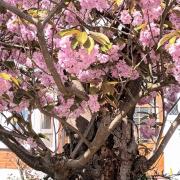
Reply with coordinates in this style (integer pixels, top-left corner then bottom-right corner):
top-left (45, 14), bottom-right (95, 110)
top-left (66, 115), bottom-right (110, 168)
top-left (0, 126), bottom-right (26, 140)
top-left (70, 115), bottom-right (96, 159)
top-left (0, 0), bottom-right (36, 25)
top-left (37, 24), bottom-right (68, 96)
top-left (156, 96), bottom-right (180, 149)
top-left (36, 24), bottom-right (88, 100)
top-left (147, 113), bottom-right (180, 169)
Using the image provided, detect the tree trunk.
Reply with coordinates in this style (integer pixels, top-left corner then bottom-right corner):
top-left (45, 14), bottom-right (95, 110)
top-left (117, 120), bottom-right (138, 180)
top-left (54, 171), bottom-right (69, 180)
top-left (99, 120), bottom-right (138, 180)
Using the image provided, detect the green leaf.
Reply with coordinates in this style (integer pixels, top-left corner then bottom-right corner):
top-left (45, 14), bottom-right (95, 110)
top-left (83, 36), bottom-right (95, 53)
top-left (44, 104), bottom-right (54, 111)
top-left (76, 31), bottom-right (88, 45)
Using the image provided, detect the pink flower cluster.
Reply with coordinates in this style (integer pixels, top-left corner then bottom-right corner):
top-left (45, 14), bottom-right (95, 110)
top-left (78, 69), bottom-right (105, 82)
top-left (140, 23), bottom-right (160, 47)
top-left (4, 0), bottom-right (51, 10)
top-left (54, 97), bottom-right (74, 118)
top-left (120, 10), bottom-right (143, 26)
top-left (7, 15), bottom-right (36, 41)
top-left (163, 84), bottom-right (180, 112)
top-left (32, 52), bottom-right (48, 70)
top-left (87, 95), bottom-right (100, 113)
top-left (0, 78), bottom-right (11, 96)
top-left (140, 118), bottom-right (158, 139)
top-left (120, 10), bottom-right (132, 24)
top-left (111, 60), bottom-right (139, 80)
top-left (57, 37), bottom-right (98, 75)
top-left (79, 0), bottom-right (109, 12)
top-left (132, 11), bottom-right (143, 26)
top-left (168, 39), bottom-right (180, 83)
top-left (138, 91), bottom-right (157, 105)
top-left (139, 0), bottom-right (162, 21)
top-left (169, 13), bottom-right (180, 30)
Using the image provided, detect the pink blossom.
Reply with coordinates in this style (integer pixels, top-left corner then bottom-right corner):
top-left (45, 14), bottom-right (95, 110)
top-left (58, 37), bottom-right (99, 75)
top-left (0, 78), bottom-right (11, 95)
top-left (132, 11), bottom-right (143, 26)
top-left (140, 118), bottom-right (157, 139)
top-left (79, 0), bottom-right (109, 12)
top-left (33, 52), bottom-right (48, 70)
top-left (78, 69), bottom-right (105, 82)
top-left (138, 92), bottom-right (157, 105)
top-left (120, 10), bottom-right (132, 24)
top-left (139, 23), bottom-right (160, 47)
top-left (111, 60), bottom-right (139, 80)
top-left (108, 45), bottom-right (123, 62)
top-left (169, 13), bottom-right (180, 30)
top-left (139, 0), bottom-right (161, 10)
top-left (54, 98), bottom-right (74, 118)
top-left (88, 95), bottom-right (100, 113)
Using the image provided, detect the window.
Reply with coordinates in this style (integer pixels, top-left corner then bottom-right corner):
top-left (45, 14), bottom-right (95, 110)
top-left (40, 114), bottom-right (53, 148)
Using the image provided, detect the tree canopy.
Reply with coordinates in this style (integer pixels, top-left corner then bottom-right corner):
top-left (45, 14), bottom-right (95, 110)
top-left (0, 0), bottom-right (179, 179)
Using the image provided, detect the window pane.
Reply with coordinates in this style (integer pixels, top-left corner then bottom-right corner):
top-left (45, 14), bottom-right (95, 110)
top-left (41, 115), bottom-right (51, 129)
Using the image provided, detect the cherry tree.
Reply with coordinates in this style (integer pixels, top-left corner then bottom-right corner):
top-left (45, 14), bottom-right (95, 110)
top-left (0, 0), bottom-right (179, 179)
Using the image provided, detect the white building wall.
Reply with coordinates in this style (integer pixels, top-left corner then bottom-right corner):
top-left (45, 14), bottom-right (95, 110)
top-left (164, 99), bottom-right (180, 179)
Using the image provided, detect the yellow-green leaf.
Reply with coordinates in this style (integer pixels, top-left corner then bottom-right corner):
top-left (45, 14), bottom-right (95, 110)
top-left (115, 0), bottom-right (123, 6)
top-left (169, 36), bottom-right (177, 45)
top-left (134, 23), bottom-right (147, 31)
top-left (83, 36), bottom-right (95, 53)
top-left (11, 76), bottom-right (20, 86)
top-left (157, 30), bottom-right (180, 49)
top-left (100, 43), bottom-right (112, 52)
top-left (71, 38), bottom-right (79, 49)
top-left (0, 73), bottom-right (20, 86)
top-left (89, 31), bottom-right (110, 45)
top-left (58, 29), bottom-right (81, 37)
top-left (28, 9), bottom-right (47, 18)
top-left (0, 73), bottom-right (11, 80)
top-left (170, 168), bottom-right (173, 176)
top-left (76, 31), bottom-right (88, 45)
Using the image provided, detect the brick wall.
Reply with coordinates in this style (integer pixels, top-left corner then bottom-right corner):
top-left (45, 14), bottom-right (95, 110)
top-left (0, 149), bottom-right (18, 169)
